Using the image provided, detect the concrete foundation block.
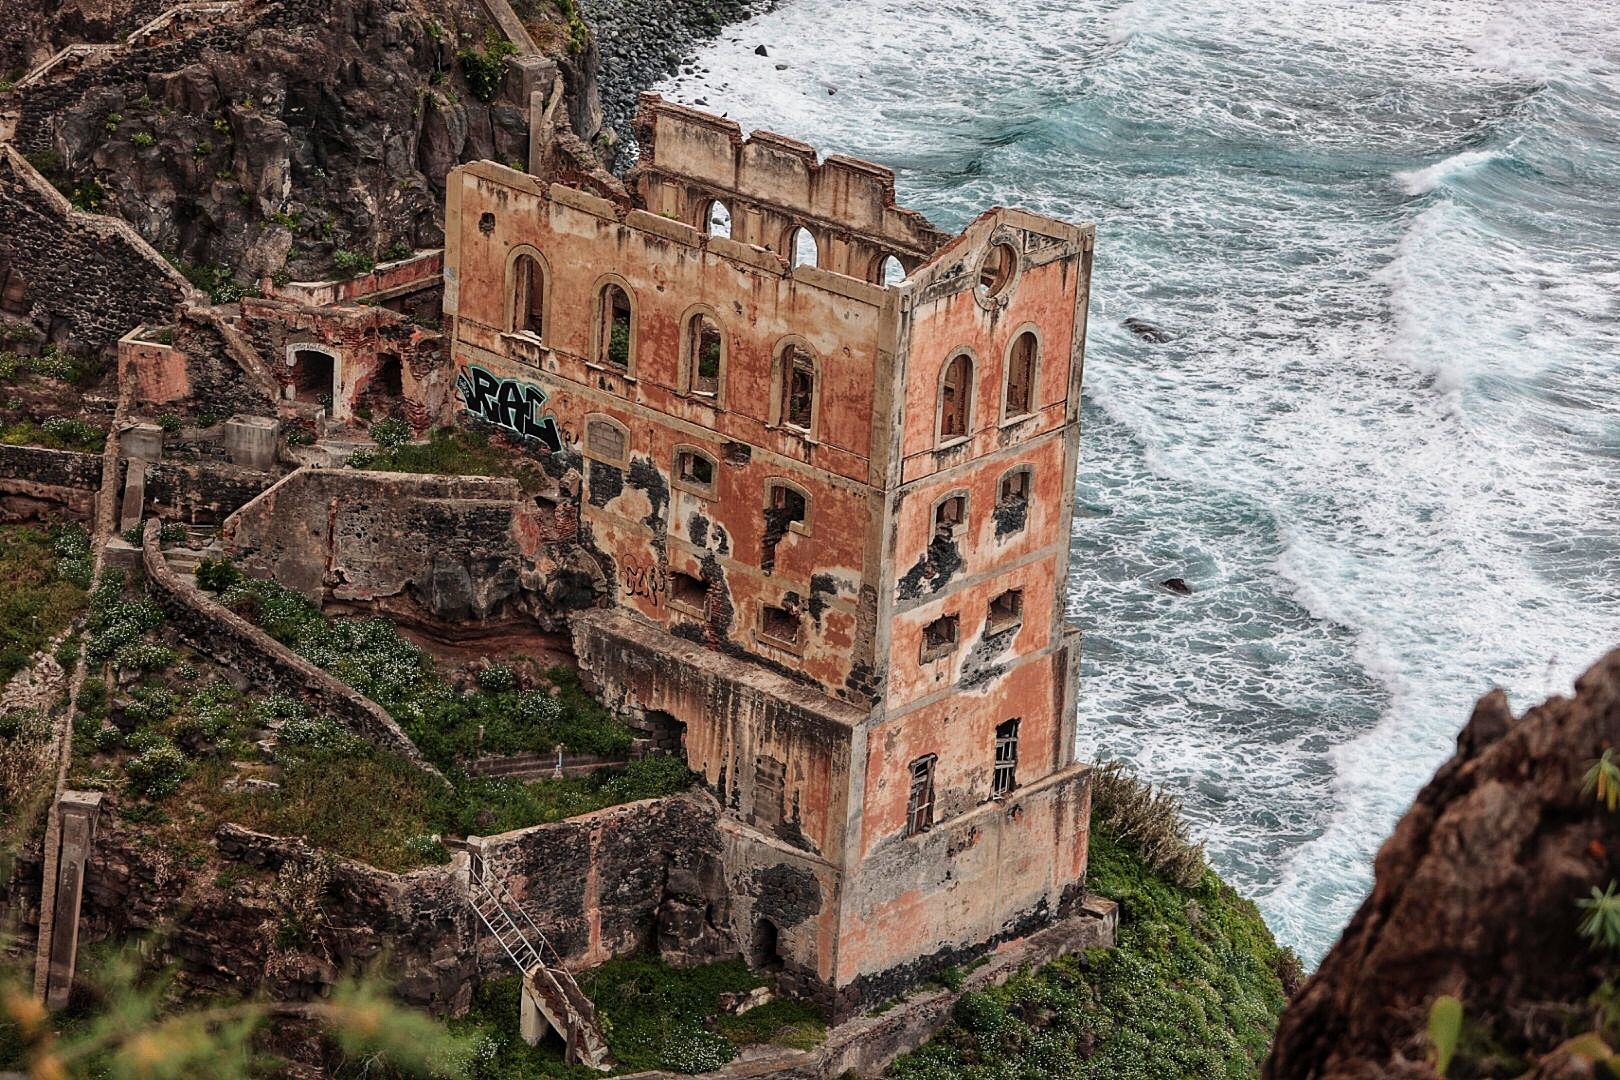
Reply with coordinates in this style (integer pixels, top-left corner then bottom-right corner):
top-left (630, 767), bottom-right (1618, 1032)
top-left (223, 415), bottom-right (279, 471)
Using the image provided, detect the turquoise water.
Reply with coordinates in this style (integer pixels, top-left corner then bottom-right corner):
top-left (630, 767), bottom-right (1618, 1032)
top-left (658, 0), bottom-right (1620, 962)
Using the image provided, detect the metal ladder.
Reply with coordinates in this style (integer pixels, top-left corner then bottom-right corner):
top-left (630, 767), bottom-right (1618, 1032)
top-left (468, 854), bottom-right (611, 1070)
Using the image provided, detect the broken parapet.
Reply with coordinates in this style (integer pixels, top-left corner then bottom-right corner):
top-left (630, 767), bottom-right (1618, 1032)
top-left (139, 518), bottom-right (444, 781)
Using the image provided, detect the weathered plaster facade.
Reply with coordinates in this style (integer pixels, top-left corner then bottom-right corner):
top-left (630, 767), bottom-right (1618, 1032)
top-left (443, 94), bottom-right (1096, 1014)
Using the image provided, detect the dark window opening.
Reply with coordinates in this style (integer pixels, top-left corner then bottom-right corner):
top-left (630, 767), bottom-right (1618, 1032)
top-left (689, 313), bottom-right (722, 396)
top-left (761, 604), bottom-right (802, 648)
top-left (935, 495), bottom-right (966, 539)
top-left (751, 918), bottom-right (784, 972)
top-left (638, 708), bottom-right (686, 756)
top-left (906, 755), bottom-right (937, 836)
top-left (373, 354), bottom-right (403, 397)
top-left (993, 718), bottom-right (1020, 798)
top-left (291, 349), bottom-right (334, 405)
top-left (677, 449), bottom-right (716, 488)
top-left (940, 353), bottom-right (972, 441)
top-left (1007, 332), bottom-right (1037, 416)
top-left (762, 484), bottom-right (808, 574)
top-left (752, 755), bottom-right (785, 830)
top-left (986, 588), bottom-right (1024, 635)
top-left (599, 284), bottom-right (632, 369)
top-left (1000, 468), bottom-right (1031, 505)
top-left (921, 613), bottom-right (959, 662)
top-left (780, 345), bottom-right (815, 431)
top-left (478, 211), bottom-right (495, 235)
top-left (512, 253), bottom-right (544, 337)
top-left (670, 571), bottom-right (707, 613)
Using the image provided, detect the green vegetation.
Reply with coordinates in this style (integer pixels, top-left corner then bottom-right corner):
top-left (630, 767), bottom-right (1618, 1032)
top-left (333, 248), bottom-right (376, 277)
top-left (458, 32), bottom-right (518, 103)
top-left (0, 524), bottom-right (91, 683)
top-left (347, 427), bottom-right (549, 492)
top-left (0, 946), bottom-right (471, 1079)
top-left (455, 961), bottom-right (826, 1077)
top-left (1579, 882), bottom-right (1620, 950)
top-left (0, 417), bottom-right (106, 452)
top-left (1428, 994), bottom-right (1463, 1076)
top-left (886, 770), bottom-right (1295, 1080)
top-left (211, 574), bottom-right (628, 766)
top-left (0, 344), bottom-right (103, 388)
top-left (552, 0), bottom-right (589, 53)
top-left (169, 259), bottom-right (256, 304)
top-left (130, 130), bottom-right (155, 148)
top-left (370, 416), bottom-right (411, 449)
top-left (1585, 748), bottom-right (1620, 812)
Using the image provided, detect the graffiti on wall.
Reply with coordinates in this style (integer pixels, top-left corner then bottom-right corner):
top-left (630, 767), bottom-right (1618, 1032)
top-left (456, 364), bottom-right (563, 451)
top-left (621, 554), bottom-right (667, 605)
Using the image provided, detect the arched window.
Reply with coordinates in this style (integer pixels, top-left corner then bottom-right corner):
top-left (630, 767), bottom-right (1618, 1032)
top-left (775, 343), bottom-right (817, 433)
top-left (875, 254), bottom-right (906, 286)
top-left (596, 282), bottom-right (633, 371)
top-left (584, 416), bottom-right (628, 464)
top-left (938, 352), bottom-right (973, 442)
top-left (685, 310), bottom-right (724, 398)
top-left (762, 480), bottom-right (810, 573)
top-left (704, 200), bottom-right (732, 239)
top-left (1005, 331), bottom-right (1038, 417)
top-left (510, 252), bottom-right (545, 337)
top-left (788, 226), bottom-right (819, 270)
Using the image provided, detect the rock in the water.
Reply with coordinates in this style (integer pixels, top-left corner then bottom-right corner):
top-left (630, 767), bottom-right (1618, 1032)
top-left (1124, 317), bottom-right (1172, 343)
top-left (754, 44), bottom-right (769, 55)
top-left (1161, 577), bottom-right (1192, 595)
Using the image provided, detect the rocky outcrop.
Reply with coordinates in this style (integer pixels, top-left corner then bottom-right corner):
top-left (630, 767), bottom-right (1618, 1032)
top-left (1265, 648), bottom-right (1620, 1079)
top-left (6, 0), bottom-right (553, 283)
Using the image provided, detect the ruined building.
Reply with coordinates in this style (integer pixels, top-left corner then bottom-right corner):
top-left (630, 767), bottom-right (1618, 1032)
top-left (443, 93), bottom-right (1097, 1011)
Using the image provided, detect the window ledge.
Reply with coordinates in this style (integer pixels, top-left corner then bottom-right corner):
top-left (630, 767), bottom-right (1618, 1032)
top-left (583, 359), bottom-right (635, 381)
top-left (934, 436), bottom-right (970, 452)
top-left (999, 412), bottom-right (1034, 428)
top-left (919, 644), bottom-right (958, 665)
top-left (756, 631), bottom-right (805, 656)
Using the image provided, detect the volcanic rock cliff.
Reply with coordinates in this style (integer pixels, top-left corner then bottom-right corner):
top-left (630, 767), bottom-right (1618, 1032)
top-left (2, 0), bottom-right (604, 284)
top-left (1265, 648), bottom-right (1620, 1079)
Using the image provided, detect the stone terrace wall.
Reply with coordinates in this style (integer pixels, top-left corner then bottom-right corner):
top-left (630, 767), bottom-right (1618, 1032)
top-left (69, 819), bottom-right (480, 1011)
top-left (140, 519), bottom-right (441, 776)
top-left (0, 444), bottom-right (104, 519)
top-left (474, 792), bottom-right (736, 970)
top-left (222, 466), bottom-right (595, 624)
top-left (140, 456), bottom-right (276, 523)
top-left (0, 148), bottom-right (190, 355)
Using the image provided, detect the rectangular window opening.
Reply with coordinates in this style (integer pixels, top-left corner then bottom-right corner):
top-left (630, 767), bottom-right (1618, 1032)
top-left (920, 613), bottom-right (959, 662)
top-left (670, 571), bottom-right (707, 613)
top-left (935, 495), bottom-right (966, 539)
top-left (1000, 469), bottom-right (1031, 505)
top-left (993, 719), bottom-right (1020, 798)
top-left (761, 604), bottom-right (803, 648)
top-left (907, 755), bottom-right (937, 836)
top-left (986, 588), bottom-right (1024, 635)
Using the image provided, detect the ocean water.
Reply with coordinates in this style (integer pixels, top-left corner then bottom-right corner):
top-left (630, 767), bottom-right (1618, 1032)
top-left (656, 0), bottom-right (1620, 963)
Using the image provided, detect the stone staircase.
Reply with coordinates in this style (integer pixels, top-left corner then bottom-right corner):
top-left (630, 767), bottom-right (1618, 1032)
top-left (162, 539), bottom-right (225, 577)
top-left (468, 855), bottom-right (611, 1070)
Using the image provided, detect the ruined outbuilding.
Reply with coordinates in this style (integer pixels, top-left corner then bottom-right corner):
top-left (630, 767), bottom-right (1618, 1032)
top-left (441, 93), bottom-right (1097, 1013)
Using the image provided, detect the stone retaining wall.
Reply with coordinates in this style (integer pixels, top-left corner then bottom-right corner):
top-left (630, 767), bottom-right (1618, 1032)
top-left (139, 517), bottom-right (441, 777)
top-left (0, 443), bottom-right (104, 519)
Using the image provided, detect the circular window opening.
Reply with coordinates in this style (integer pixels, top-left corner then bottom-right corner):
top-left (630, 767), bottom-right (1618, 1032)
top-left (975, 242), bottom-right (1017, 300)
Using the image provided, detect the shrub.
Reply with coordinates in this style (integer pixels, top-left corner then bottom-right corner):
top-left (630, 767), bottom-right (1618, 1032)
top-left (402, 834), bottom-right (448, 864)
top-left (458, 33), bottom-right (517, 103)
top-left (194, 557), bottom-right (242, 594)
top-left (1089, 760), bottom-right (1207, 888)
top-left (157, 412), bottom-right (182, 433)
top-left (476, 663), bottom-right (517, 694)
top-left (123, 685), bottom-right (179, 725)
top-left (332, 249), bottom-right (375, 277)
top-left (112, 641), bottom-right (176, 673)
top-left (286, 428), bottom-right (313, 446)
top-left (125, 741), bottom-right (190, 798)
top-left (159, 522), bottom-right (188, 544)
top-left (131, 131), bottom-right (155, 148)
top-left (369, 416), bottom-right (410, 449)
top-left (1578, 881), bottom-right (1620, 950)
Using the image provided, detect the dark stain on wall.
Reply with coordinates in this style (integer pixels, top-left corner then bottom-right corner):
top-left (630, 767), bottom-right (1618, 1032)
top-left (587, 460), bottom-right (624, 508)
top-left (896, 533), bottom-right (964, 600)
top-left (753, 863), bottom-right (822, 929)
top-left (807, 573), bottom-right (838, 625)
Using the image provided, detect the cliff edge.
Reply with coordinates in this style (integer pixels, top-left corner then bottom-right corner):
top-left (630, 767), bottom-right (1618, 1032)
top-left (1266, 648), bottom-right (1620, 1079)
